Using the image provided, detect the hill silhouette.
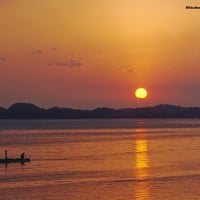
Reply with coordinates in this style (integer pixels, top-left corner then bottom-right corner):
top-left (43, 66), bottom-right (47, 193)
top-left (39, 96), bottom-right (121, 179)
top-left (0, 103), bottom-right (200, 119)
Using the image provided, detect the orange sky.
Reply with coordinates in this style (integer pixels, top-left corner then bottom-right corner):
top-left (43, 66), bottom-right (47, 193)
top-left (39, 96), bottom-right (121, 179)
top-left (0, 0), bottom-right (200, 108)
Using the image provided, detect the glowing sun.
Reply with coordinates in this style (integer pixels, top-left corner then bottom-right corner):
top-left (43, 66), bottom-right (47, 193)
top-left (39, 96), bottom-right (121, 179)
top-left (135, 88), bottom-right (148, 99)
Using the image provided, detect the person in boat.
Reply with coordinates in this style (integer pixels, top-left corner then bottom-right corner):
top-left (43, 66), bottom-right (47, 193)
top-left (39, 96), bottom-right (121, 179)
top-left (5, 150), bottom-right (8, 160)
top-left (20, 152), bottom-right (25, 160)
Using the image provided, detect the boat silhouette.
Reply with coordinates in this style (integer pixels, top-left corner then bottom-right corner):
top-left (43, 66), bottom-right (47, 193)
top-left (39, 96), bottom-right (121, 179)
top-left (0, 158), bottom-right (31, 164)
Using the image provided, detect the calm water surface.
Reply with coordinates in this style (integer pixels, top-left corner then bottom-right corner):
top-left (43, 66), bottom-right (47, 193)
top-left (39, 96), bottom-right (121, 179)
top-left (0, 119), bottom-right (200, 200)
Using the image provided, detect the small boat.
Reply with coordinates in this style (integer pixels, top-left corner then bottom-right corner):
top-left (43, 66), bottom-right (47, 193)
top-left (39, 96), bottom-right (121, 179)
top-left (0, 158), bottom-right (31, 164)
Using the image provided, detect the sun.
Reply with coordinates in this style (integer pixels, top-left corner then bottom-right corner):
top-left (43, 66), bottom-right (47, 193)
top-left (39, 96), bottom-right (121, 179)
top-left (135, 88), bottom-right (148, 99)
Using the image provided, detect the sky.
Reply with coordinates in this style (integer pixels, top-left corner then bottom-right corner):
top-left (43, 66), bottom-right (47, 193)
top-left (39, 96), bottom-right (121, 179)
top-left (0, 0), bottom-right (200, 109)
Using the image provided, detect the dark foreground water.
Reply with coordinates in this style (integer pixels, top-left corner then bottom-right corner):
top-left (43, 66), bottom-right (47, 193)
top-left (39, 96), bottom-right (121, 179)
top-left (0, 119), bottom-right (200, 200)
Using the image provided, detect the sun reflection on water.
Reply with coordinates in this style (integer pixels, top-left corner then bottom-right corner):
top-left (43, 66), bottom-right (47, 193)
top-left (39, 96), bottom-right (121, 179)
top-left (136, 139), bottom-right (148, 172)
top-left (134, 128), bottom-right (150, 200)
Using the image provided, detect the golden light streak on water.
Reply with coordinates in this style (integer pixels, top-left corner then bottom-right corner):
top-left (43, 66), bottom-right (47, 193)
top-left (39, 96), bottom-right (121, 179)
top-left (134, 128), bottom-right (150, 200)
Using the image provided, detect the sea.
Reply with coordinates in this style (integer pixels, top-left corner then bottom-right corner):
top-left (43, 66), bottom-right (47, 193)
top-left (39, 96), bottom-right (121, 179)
top-left (0, 119), bottom-right (200, 200)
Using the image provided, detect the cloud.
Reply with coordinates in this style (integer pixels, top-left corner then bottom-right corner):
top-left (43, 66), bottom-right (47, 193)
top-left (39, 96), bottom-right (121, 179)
top-left (0, 57), bottom-right (6, 62)
top-left (32, 50), bottom-right (42, 54)
top-left (126, 68), bottom-right (134, 72)
top-left (48, 59), bottom-right (83, 68)
top-left (122, 67), bottom-right (135, 73)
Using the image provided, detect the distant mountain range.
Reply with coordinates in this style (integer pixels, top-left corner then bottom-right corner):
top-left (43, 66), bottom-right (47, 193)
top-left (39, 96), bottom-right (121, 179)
top-left (0, 103), bottom-right (200, 119)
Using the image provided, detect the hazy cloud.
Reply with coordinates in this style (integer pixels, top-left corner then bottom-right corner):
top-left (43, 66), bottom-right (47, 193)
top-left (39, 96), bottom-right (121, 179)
top-left (122, 67), bottom-right (135, 73)
top-left (126, 68), bottom-right (134, 72)
top-left (0, 57), bottom-right (6, 62)
top-left (32, 50), bottom-right (42, 54)
top-left (48, 59), bottom-right (83, 68)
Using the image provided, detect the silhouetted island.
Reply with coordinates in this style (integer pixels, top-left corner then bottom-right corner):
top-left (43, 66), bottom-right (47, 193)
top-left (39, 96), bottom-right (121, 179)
top-left (0, 103), bottom-right (200, 119)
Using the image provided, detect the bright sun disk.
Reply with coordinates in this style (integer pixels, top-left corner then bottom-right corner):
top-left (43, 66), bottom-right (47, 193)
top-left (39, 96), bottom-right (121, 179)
top-left (135, 88), bottom-right (148, 99)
